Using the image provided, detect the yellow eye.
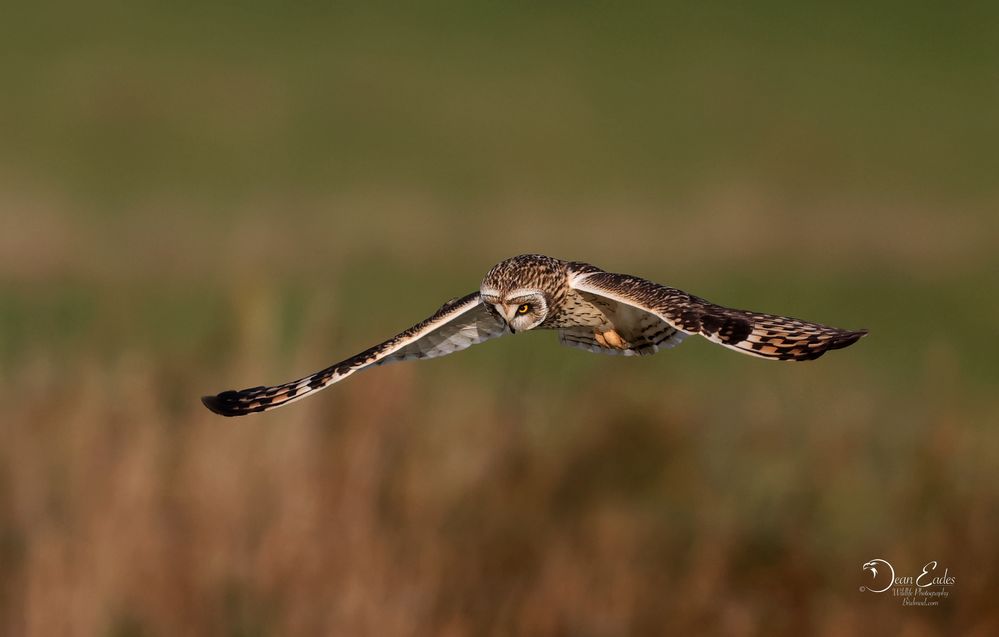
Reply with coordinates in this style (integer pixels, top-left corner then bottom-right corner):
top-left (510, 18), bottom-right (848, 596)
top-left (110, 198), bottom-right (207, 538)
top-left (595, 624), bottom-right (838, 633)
top-left (517, 303), bottom-right (531, 314)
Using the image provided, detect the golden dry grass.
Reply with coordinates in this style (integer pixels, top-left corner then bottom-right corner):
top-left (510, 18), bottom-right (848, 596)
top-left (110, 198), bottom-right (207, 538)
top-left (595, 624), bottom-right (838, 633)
top-left (1, 242), bottom-right (997, 635)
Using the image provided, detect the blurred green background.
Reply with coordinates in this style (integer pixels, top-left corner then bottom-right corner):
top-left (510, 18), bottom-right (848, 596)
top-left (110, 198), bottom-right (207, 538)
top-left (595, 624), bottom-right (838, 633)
top-left (1, 3), bottom-right (997, 636)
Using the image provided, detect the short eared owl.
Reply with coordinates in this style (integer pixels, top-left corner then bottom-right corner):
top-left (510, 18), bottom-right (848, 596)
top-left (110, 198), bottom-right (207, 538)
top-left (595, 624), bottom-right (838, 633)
top-left (203, 254), bottom-right (866, 416)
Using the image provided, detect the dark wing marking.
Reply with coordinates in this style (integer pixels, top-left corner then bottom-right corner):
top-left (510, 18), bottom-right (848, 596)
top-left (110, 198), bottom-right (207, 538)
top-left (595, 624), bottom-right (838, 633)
top-left (570, 271), bottom-right (867, 361)
top-left (202, 292), bottom-right (505, 416)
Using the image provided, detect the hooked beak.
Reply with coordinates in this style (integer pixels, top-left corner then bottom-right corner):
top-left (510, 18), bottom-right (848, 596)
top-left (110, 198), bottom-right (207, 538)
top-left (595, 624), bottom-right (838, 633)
top-left (495, 303), bottom-right (517, 334)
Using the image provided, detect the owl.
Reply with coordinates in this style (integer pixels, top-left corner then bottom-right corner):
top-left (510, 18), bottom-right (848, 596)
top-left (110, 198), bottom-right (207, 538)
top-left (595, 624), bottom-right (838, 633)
top-left (202, 254), bottom-right (867, 416)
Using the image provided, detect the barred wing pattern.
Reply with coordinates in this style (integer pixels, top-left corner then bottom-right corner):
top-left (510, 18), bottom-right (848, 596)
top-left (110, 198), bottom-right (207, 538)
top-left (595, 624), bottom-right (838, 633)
top-left (570, 271), bottom-right (867, 361)
top-left (201, 293), bottom-right (505, 416)
top-left (557, 319), bottom-right (687, 356)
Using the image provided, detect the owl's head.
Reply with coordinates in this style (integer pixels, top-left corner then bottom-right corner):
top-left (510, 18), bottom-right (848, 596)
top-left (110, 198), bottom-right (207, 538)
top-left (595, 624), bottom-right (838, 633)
top-left (480, 289), bottom-right (548, 333)
top-left (480, 254), bottom-right (564, 333)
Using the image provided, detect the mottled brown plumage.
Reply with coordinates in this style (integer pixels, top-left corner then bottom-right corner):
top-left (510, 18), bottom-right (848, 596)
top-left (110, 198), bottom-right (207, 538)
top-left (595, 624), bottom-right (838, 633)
top-left (202, 254), bottom-right (867, 416)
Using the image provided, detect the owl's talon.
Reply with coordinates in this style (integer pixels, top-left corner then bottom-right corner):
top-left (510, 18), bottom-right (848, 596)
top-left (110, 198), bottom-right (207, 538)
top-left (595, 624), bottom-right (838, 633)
top-left (602, 329), bottom-right (628, 349)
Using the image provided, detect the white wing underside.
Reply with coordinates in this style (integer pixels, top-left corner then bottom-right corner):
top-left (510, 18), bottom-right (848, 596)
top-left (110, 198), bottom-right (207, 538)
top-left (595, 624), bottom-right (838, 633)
top-left (202, 293), bottom-right (506, 416)
top-left (383, 313), bottom-right (506, 363)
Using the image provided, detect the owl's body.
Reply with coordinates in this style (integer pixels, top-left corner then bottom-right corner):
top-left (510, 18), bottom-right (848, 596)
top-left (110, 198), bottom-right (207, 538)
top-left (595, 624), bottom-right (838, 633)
top-left (203, 254), bottom-right (867, 416)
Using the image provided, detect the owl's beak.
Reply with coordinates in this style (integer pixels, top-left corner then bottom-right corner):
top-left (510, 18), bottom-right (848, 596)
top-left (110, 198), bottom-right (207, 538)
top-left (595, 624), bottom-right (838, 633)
top-left (496, 303), bottom-right (517, 334)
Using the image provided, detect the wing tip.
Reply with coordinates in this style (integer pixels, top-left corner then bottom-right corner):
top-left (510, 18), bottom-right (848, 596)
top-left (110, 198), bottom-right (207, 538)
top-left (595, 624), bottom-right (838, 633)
top-left (201, 391), bottom-right (243, 417)
top-left (795, 328), bottom-right (868, 361)
top-left (828, 328), bottom-right (869, 351)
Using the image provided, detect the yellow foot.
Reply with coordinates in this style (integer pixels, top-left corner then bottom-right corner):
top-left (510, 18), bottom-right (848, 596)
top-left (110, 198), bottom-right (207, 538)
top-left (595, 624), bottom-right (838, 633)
top-left (597, 329), bottom-right (628, 349)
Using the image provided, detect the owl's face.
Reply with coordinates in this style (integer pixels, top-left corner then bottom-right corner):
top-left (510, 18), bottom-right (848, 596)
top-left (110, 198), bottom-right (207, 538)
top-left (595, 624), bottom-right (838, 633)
top-left (481, 290), bottom-right (548, 333)
top-left (479, 254), bottom-right (565, 333)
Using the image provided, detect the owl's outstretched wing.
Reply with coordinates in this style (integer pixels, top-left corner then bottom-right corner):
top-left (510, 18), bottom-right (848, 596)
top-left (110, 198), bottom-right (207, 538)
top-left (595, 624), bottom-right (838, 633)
top-left (569, 268), bottom-right (867, 361)
top-left (202, 292), bottom-right (505, 416)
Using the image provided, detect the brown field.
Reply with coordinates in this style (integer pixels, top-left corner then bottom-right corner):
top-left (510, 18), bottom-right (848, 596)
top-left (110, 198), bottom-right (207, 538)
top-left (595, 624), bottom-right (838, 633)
top-left (2, 4), bottom-right (998, 636)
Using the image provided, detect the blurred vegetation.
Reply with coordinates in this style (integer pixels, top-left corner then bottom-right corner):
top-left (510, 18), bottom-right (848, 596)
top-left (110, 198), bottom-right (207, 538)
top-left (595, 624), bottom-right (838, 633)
top-left (1, 3), bottom-right (997, 636)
